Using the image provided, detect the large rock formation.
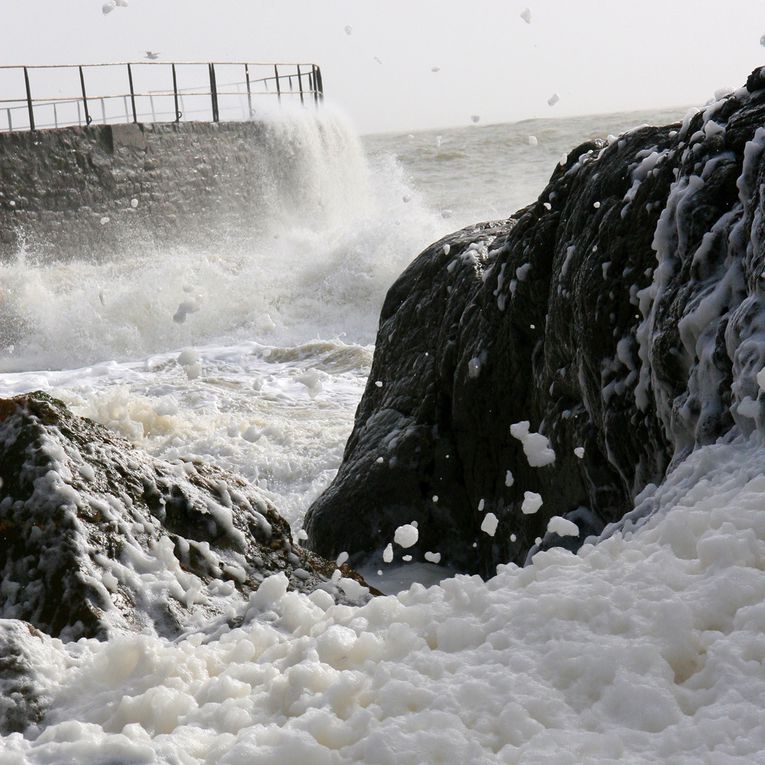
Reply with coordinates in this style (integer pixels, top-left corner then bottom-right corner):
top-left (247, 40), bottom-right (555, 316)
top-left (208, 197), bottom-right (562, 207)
top-left (306, 69), bottom-right (765, 577)
top-left (0, 392), bottom-right (371, 642)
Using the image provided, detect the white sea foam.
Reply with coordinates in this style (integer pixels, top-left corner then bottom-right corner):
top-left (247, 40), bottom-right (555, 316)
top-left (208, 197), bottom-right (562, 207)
top-left (0, 340), bottom-right (370, 530)
top-left (4, 437), bottom-right (765, 763)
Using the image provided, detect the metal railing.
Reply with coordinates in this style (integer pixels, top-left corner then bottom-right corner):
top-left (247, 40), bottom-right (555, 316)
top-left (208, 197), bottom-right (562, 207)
top-left (0, 61), bottom-right (324, 133)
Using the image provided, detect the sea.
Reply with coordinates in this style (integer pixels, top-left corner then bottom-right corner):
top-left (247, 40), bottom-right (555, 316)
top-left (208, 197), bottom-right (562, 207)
top-left (0, 104), bottom-right (689, 540)
top-left (6, 106), bottom-right (765, 764)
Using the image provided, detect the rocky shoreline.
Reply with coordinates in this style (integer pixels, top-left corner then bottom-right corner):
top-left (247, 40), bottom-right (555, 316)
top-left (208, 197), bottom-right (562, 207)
top-left (306, 67), bottom-right (765, 576)
top-left (5, 67), bottom-right (765, 652)
top-left (0, 392), bottom-right (373, 646)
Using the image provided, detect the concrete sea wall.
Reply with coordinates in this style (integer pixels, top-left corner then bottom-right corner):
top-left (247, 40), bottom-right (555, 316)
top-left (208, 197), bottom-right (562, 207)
top-left (0, 121), bottom-right (280, 261)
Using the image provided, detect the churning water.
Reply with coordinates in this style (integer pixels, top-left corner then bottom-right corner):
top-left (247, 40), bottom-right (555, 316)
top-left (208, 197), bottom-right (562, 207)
top-left (0, 105), bottom-right (688, 529)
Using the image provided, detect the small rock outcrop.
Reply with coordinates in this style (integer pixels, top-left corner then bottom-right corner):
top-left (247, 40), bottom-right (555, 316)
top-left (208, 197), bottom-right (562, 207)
top-left (0, 392), bottom-right (370, 641)
top-left (306, 70), bottom-right (765, 576)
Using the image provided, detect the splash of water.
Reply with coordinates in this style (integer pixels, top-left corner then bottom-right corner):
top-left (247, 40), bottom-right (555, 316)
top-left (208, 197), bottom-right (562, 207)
top-left (0, 107), bottom-right (444, 373)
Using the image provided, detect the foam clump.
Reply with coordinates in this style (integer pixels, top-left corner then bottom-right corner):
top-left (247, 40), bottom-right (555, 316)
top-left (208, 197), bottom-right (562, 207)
top-left (510, 421), bottom-right (556, 467)
top-left (480, 512), bottom-right (499, 536)
top-left (521, 491), bottom-right (543, 515)
top-left (173, 299), bottom-right (200, 325)
top-left (393, 523), bottom-right (419, 548)
top-left (177, 348), bottom-right (201, 379)
top-left (546, 515), bottom-right (579, 537)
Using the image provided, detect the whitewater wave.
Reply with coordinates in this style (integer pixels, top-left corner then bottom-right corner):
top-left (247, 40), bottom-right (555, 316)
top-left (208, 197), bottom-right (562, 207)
top-left (0, 108), bottom-right (445, 373)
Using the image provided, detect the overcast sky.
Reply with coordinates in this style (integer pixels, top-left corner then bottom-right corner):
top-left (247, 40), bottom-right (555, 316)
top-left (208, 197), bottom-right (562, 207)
top-left (2, 0), bottom-right (764, 134)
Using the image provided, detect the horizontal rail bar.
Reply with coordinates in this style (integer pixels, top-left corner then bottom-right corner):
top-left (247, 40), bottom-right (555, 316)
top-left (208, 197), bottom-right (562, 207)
top-left (0, 88), bottom-right (317, 106)
top-left (0, 61), bottom-right (319, 70)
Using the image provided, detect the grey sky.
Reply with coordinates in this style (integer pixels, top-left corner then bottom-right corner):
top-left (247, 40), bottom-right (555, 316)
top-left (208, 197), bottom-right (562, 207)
top-left (2, 0), bottom-right (764, 133)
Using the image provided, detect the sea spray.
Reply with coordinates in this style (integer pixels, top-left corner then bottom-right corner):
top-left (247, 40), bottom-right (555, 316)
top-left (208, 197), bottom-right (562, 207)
top-left (0, 107), bottom-right (443, 373)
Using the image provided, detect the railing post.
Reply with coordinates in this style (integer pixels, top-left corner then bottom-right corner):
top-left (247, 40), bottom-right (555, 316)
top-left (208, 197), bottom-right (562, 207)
top-left (79, 65), bottom-right (92, 125)
top-left (245, 63), bottom-right (253, 119)
top-left (315, 66), bottom-right (324, 102)
top-left (208, 63), bottom-right (219, 122)
top-left (53, 102), bottom-right (59, 128)
top-left (100, 97), bottom-right (106, 124)
top-left (296, 65), bottom-right (305, 105)
top-left (274, 64), bottom-right (281, 104)
top-left (149, 94), bottom-right (156, 122)
top-left (172, 63), bottom-right (182, 122)
top-left (23, 67), bottom-right (35, 131)
top-left (311, 67), bottom-right (320, 106)
top-left (6, 108), bottom-right (12, 132)
top-left (127, 63), bottom-right (138, 123)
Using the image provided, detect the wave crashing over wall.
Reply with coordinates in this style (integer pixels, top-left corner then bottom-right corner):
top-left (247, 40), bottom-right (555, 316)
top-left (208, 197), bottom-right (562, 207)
top-left (0, 108), bottom-right (441, 372)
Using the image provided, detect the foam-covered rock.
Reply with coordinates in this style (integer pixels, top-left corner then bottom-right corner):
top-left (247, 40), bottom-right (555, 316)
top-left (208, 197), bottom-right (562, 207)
top-left (306, 72), bottom-right (765, 576)
top-left (0, 621), bottom-right (53, 735)
top-left (0, 392), bottom-right (371, 642)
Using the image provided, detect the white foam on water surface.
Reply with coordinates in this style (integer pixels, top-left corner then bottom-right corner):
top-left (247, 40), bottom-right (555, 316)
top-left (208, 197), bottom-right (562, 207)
top-left (0, 339), bottom-right (371, 530)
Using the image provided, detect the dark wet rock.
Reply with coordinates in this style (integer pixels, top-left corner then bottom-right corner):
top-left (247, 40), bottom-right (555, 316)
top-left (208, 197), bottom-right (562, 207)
top-left (306, 72), bottom-right (765, 576)
top-left (0, 392), bottom-right (371, 641)
top-left (746, 66), bottom-right (765, 93)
